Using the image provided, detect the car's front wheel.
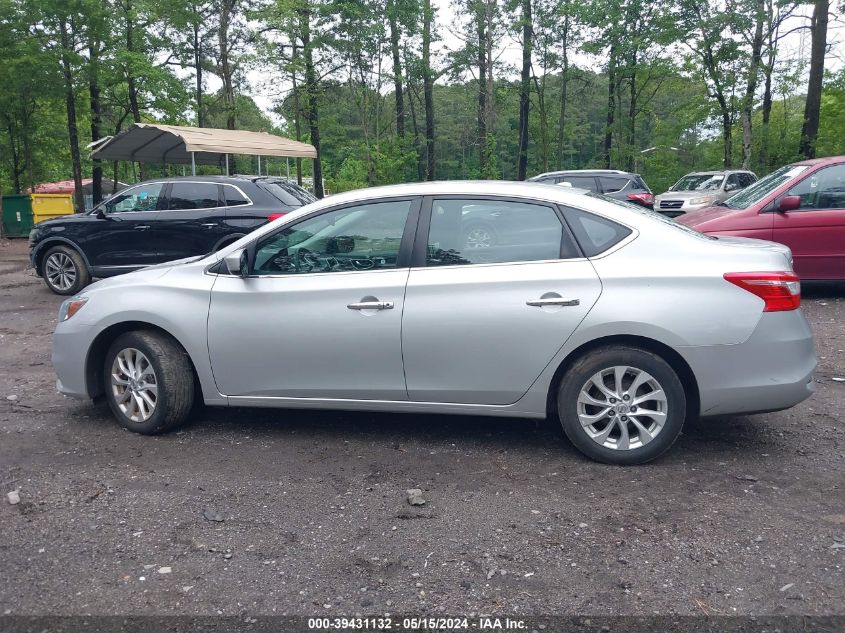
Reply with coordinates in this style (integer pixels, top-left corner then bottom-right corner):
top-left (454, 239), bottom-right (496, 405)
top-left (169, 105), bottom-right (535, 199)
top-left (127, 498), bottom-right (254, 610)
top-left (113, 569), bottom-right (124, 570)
top-left (104, 330), bottom-right (195, 434)
top-left (42, 245), bottom-right (90, 295)
top-left (557, 346), bottom-right (686, 465)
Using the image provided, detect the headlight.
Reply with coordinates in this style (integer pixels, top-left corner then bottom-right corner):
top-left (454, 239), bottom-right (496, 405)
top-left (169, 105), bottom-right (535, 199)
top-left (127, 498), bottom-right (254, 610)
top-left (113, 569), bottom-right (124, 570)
top-left (689, 196), bottom-right (713, 206)
top-left (58, 297), bottom-right (88, 322)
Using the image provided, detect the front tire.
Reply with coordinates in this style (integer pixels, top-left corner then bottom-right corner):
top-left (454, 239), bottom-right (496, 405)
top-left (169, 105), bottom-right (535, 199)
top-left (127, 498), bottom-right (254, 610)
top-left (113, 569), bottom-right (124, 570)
top-left (42, 245), bottom-right (90, 295)
top-left (557, 346), bottom-right (686, 465)
top-left (104, 330), bottom-right (195, 434)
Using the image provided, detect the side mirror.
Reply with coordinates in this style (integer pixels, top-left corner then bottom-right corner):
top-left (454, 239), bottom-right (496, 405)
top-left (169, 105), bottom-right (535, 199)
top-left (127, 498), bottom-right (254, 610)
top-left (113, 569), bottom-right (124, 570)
top-left (778, 195), bottom-right (801, 213)
top-left (223, 248), bottom-right (250, 277)
top-left (95, 208), bottom-right (107, 219)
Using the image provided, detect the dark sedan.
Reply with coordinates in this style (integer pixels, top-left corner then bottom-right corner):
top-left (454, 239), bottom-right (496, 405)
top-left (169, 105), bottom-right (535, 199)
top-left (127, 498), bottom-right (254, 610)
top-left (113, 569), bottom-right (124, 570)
top-left (29, 176), bottom-right (315, 294)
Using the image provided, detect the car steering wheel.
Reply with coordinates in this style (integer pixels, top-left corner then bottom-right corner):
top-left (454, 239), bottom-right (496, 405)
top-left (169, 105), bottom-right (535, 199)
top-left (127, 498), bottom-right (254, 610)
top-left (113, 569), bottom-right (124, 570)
top-left (294, 247), bottom-right (321, 272)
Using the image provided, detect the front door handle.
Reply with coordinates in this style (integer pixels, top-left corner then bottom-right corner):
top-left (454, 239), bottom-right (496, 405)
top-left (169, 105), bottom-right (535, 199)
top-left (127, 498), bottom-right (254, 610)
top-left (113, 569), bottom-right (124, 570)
top-left (201, 222), bottom-right (218, 228)
top-left (134, 225), bottom-right (150, 231)
top-left (347, 301), bottom-right (394, 310)
top-left (526, 297), bottom-right (580, 307)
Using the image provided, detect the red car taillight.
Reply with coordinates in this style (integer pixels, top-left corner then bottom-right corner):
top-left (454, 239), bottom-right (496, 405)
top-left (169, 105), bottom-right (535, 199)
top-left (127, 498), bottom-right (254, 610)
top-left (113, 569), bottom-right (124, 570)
top-left (723, 272), bottom-right (801, 312)
top-left (627, 192), bottom-right (654, 206)
top-left (267, 212), bottom-right (288, 222)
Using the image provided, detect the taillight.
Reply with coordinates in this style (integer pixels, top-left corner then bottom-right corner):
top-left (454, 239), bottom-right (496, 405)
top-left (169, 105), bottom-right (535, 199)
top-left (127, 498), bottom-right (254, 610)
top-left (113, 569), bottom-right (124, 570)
top-left (267, 212), bottom-right (287, 222)
top-left (627, 192), bottom-right (654, 206)
top-left (723, 272), bottom-right (801, 312)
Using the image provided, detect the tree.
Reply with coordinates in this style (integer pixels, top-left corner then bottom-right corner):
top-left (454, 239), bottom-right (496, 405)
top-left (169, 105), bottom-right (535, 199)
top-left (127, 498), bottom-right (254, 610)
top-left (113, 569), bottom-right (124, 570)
top-left (515, 0), bottom-right (532, 180)
top-left (799, 0), bottom-right (829, 158)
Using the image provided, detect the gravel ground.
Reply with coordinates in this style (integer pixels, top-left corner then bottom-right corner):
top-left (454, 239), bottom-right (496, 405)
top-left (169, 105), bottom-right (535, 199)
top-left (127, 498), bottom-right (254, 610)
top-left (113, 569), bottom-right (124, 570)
top-left (0, 237), bottom-right (843, 617)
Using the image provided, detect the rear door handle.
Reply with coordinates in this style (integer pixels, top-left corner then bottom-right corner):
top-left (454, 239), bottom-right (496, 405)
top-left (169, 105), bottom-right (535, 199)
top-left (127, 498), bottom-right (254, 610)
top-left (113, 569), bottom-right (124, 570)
top-left (135, 225), bottom-right (150, 231)
top-left (347, 301), bottom-right (394, 310)
top-left (526, 297), bottom-right (580, 307)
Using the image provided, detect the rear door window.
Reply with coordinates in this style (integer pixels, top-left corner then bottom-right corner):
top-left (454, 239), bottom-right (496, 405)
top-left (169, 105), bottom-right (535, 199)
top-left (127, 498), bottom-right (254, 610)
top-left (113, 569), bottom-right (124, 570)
top-left (425, 198), bottom-right (578, 266)
top-left (168, 183), bottom-right (220, 210)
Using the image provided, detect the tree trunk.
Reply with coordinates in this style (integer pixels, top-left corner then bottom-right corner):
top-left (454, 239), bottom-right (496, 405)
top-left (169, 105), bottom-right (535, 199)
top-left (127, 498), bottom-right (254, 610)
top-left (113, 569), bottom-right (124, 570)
top-left (300, 9), bottom-right (324, 197)
top-left (406, 75), bottom-right (425, 181)
top-left (516, 0), bottom-right (531, 180)
top-left (604, 45), bottom-right (616, 169)
top-left (59, 18), bottom-right (85, 213)
top-left (741, 0), bottom-right (765, 169)
top-left (626, 67), bottom-right (637, 172)
top-left (90, 44), bottom-right (103, 206)
top-left (124, 3), bottom-right (145, 180)
top-left (219, 0), bottom-right (236, 130)
top-left (291, 44), bottom-right (303, 185)
top-left (719, 94), bottom-right (733, 168)
top-left (422, 0), bottom-right (435, 180)
top-left (557, 15), bottom-right (569, 169)
top-left (485, 0), bottom-right (495, 131)
top-left (476, 0), bottom-right (488, 175)
top-left (798, 0), bottom-right (829, 159)
top-left (194, 20), bottom-right (204, 127)
top-left (388, 3), bottom-right (405, 138)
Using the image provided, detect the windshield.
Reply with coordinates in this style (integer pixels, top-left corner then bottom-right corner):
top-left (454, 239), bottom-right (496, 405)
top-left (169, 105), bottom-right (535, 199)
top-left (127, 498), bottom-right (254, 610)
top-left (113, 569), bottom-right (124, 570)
top-left (723, 164), bottom-right (809, 210)
top-left (585, 193), bottom-right (716, 239)
top-left (671, 174), bottom-right (723, 191)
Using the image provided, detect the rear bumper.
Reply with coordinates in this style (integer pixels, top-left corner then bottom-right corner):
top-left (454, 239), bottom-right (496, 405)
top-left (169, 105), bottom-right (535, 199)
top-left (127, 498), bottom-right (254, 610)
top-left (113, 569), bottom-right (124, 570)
top-left (681, 310), bottom-right (816, 417)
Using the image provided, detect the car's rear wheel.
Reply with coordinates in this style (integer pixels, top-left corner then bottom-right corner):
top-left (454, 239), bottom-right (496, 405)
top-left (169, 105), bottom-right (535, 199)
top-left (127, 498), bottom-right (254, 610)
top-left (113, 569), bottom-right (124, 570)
top-left (462, 224), bottom-right (496, 249)
top-left (104, 330), bottom-right (195, 434)
top-left (557, 346), bottom-right (686, 465)
top-left (42, 245), bottom-right (90, 295)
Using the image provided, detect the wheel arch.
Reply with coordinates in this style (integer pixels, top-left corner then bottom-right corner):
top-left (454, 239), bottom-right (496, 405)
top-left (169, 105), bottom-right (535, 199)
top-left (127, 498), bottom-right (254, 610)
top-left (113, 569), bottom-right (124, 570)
top-left (545, 334), bottom-right (700, 422)
top-left (85, 321), bottom-right (202, 404)
top-left (33, 238), bottom-right (92, 276)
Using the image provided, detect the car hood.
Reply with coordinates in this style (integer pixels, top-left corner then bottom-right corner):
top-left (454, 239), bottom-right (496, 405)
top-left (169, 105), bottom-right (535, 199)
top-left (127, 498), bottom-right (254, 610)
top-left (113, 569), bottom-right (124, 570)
top-left (676, 205), bottom-right (737, 226)
top-left (80, 256), bottom-right (209, 296)
top-left (656, 190), bottom-right (717, 200)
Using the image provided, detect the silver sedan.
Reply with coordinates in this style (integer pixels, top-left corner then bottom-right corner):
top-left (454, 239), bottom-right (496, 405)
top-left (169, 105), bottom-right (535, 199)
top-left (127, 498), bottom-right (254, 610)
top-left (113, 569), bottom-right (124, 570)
top-left (52, 181), bottom-right (816, 464)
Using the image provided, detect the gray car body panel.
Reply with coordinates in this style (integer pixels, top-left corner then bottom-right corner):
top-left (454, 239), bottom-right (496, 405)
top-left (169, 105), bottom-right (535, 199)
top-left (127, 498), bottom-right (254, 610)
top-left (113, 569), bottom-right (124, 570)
top-left (53, 181), bottom-right (816, 420)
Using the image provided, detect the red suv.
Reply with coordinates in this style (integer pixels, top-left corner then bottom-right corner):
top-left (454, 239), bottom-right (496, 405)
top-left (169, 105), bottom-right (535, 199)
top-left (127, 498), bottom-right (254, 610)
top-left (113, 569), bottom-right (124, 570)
top-left (678, 156), bottom-right (845, 281)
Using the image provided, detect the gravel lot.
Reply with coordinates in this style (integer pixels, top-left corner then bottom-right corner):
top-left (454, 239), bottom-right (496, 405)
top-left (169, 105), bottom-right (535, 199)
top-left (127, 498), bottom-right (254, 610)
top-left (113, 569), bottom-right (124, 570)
top-left (0, 237), bottom-right (843, 618)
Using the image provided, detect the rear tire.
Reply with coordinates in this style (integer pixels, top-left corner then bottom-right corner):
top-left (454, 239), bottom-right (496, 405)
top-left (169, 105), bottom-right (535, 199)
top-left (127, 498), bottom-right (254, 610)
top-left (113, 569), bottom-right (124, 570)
top-left (42, 245), bottom-right (90, 295)
top-left (103, 330), bottom-right (195, 435)
top-left (557, 346), bottom-right (686, 465)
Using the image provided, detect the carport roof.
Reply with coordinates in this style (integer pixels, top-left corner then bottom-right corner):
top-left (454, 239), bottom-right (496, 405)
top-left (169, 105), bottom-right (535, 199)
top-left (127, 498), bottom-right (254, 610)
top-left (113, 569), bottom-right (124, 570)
top-left (90, 123), bottom-right (317, 165)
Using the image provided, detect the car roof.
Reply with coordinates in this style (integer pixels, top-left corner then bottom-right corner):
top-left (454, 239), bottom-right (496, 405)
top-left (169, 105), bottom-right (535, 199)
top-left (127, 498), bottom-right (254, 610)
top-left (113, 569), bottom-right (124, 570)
top-left (791, 155), bottom-right (845, 167)
top-left (128, 175), bottom-right (306, 187)
top-left (532, 169), bottom-right (634, 178)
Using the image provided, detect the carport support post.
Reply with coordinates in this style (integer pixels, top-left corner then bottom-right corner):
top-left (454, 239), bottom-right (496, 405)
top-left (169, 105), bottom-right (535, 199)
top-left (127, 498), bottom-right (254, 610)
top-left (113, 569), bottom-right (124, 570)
top-left (191, 152), bottom-right (196, 176)
top-left (286, 158), bottom-right (290, 180)
top-left (258, 155), bottom-right (261, 176)
top-left (225, 154), bottom-right (229, 176)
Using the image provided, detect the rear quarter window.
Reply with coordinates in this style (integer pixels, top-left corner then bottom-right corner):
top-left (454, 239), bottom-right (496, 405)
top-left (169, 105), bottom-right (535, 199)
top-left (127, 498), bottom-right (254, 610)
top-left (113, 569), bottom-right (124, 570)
top-left (562, 206), bottom-right (632, 256)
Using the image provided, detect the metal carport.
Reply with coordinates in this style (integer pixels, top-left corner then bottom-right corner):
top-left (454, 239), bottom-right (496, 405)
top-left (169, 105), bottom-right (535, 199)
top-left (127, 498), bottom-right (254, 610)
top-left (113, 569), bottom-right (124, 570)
top-left (90, 123), bottom-right (317, 176)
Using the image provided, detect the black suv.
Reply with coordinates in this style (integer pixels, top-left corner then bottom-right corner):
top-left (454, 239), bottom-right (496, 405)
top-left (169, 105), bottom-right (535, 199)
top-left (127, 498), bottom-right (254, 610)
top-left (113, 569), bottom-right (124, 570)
top-left (29, 175), bottom-right (315, 294)
top-left (528, 169), bottom-right (654, 208)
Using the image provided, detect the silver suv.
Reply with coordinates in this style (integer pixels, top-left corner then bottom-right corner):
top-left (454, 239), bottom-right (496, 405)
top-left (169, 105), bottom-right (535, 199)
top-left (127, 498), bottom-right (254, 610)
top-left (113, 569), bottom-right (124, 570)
top-left (655, 170), bottom-right (758, 217)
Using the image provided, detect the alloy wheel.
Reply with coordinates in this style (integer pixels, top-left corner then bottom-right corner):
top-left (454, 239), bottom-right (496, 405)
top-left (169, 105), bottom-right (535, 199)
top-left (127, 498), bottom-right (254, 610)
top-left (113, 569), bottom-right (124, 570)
top-left (110, 348), bottom-right (158, 423)
top-left (576, 365), bottom-right (668, 451)
top-left (44, 252), bottom-right (77, 291)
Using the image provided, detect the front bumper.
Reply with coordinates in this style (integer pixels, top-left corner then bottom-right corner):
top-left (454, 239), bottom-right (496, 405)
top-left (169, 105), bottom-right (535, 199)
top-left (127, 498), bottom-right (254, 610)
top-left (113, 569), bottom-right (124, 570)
top-left (53, 325), bottom-right (96, 399)
top-left (681, 310), bottom-right (816, 417)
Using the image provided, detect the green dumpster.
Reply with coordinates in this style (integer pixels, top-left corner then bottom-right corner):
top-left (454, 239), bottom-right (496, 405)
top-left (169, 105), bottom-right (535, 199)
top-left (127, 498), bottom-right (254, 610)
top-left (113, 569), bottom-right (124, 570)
top-left (1, 195), bottom-right (35, 238)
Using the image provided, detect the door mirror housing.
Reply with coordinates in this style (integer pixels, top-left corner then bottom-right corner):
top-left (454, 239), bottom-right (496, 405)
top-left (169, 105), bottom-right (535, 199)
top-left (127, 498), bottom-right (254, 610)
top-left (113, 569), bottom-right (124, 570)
top-left (224, 248), bottom-right (250, 277)
top-left (94, 208), bottom-right (107, 219)
top-left (778, 195), bottom-right (801, 213)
